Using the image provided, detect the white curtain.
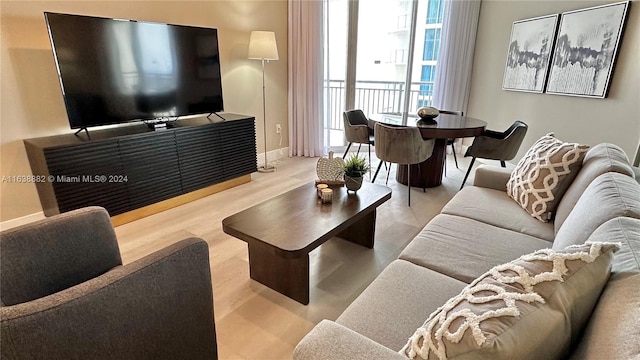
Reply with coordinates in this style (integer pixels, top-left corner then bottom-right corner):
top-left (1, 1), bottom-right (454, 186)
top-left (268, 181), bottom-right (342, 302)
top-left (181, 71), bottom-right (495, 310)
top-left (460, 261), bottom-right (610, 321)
top-left (432, 0), bottom-right (482, 114)
top-left (288, 0), bottom-right (324, 157)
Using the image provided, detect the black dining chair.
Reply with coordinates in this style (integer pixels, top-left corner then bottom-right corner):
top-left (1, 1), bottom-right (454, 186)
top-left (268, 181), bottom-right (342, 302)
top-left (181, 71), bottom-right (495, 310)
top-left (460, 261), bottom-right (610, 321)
top-left (439, 110), bottom-right (464, 176)
top-left (373, 123), bottom-right (435, 206)
top-left (343, 109), bottom-right (375, 170)
top-left (460, 120), bottom-right (528, 190)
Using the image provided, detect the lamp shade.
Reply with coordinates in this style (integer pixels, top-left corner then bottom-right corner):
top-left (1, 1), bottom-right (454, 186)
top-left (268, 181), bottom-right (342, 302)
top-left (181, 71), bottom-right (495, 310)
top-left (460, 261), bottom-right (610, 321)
top-left (248, 31), bottom-right (279, 60)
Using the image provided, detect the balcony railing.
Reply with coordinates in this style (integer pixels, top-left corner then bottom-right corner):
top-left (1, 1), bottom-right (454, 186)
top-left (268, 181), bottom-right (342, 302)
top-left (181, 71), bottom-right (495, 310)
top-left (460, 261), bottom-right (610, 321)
top-left (326, 79), bottom-right (434, 131)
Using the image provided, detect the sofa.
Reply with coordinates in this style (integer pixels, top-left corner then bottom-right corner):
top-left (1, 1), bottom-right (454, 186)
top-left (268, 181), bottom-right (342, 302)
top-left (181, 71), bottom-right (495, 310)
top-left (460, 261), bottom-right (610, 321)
top-left (0, 207), bottom-right (218, 360)
top-left (294, 143), bottom-right (640, 360)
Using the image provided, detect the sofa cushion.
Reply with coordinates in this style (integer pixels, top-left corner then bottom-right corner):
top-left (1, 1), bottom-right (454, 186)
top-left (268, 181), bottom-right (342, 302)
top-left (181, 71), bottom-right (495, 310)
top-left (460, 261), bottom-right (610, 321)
top-left (506, 134), bottom-right (589, 222)
top-left (336, 259), bottom-right (466, 352)
top-left (570, 218), bottom-right (640, 360)
top-left (554, 143), bottom-right (634, 232)
top-left (399, 214), bottom-right (551, 283)
top-left (440, 187), bottom-right (555, 241)
top-left (553, 172), bottom-right (640, 250)
top-left (401, 243), bottom-right (618, 360)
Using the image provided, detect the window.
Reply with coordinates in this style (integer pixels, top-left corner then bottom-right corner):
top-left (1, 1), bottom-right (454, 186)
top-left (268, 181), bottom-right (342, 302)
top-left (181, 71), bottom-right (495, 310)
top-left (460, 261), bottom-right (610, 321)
top-left (426, 0), bottom-right (444, 24)
top-left (418, 65), bottom-right (436, 107)
top-left (423, 28), bottom-right (441, 61)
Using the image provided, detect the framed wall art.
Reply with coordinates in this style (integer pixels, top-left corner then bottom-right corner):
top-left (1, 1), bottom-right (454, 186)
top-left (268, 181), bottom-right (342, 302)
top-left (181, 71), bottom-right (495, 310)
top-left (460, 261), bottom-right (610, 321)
top-left (546, 1), bottom-right (630, 98)
top-left (502, 14), bottom-right (559, 93)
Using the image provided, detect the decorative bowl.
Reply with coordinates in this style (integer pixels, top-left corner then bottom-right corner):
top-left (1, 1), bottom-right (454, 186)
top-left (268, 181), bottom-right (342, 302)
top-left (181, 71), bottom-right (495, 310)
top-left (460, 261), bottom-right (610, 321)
top-left (417, 106), bottom-right (440, 120)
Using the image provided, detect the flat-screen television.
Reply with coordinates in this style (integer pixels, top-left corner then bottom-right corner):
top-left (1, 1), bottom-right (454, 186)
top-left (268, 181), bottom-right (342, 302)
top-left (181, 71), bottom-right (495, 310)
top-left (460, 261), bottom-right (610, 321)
top-left (45, 12), bottom-right (224, 129)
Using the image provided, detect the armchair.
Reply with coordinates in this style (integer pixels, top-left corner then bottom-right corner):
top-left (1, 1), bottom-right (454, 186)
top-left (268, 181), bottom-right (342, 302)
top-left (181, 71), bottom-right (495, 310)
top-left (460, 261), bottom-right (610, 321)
top-left (343, 110), bottom-right (375, 165)
top-left (460, 120), bottom-right (528, 189)
top-left (373, 123), bottom-right (435, 206)
top-left (0, 207), bottom-right (218, 360)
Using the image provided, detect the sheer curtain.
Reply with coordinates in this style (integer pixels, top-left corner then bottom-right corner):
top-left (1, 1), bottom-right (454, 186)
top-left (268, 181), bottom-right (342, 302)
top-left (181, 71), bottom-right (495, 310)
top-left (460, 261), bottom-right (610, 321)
top-left (288, 0), bottom-right (324, 157)
top-left (432, 0), bottom-right (481, 114)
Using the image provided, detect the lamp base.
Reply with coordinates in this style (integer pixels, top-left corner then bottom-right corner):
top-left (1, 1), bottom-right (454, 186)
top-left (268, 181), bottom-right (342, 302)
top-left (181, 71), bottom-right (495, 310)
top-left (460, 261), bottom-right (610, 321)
top-left (258, 165), bottom-right (277, 173)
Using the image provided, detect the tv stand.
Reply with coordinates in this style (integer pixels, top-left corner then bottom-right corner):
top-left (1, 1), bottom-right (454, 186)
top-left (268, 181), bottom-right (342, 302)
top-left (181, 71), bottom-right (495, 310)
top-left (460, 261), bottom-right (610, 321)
top-left (146, 122), bottom-right (171, 131)
top-left (73, 127), bottom-right (91, 139)
top-left (207, 112), bottom-right (226, 121)
top-left (24, 114), bottom-right (257, 224)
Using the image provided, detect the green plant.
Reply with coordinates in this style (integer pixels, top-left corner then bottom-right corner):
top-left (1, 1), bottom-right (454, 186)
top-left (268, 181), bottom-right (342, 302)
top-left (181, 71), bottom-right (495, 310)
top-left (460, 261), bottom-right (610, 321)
top-left (343, 155), bottom-right (370, 177)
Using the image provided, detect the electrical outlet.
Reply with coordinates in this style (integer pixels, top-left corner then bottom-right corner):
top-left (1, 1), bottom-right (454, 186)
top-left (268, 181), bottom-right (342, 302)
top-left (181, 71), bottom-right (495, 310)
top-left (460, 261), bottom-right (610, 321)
top-left (276, 124), bottom-right (282, 134)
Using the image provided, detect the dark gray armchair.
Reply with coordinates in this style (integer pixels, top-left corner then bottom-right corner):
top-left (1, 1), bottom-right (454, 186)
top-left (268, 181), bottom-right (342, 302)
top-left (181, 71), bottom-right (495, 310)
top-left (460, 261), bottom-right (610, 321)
top-left (460, 120), bottom-right (528, 189)
top-left (0, 207), bottom-right (217, 360)
top-left (343, 110), bottom-right (375, 164)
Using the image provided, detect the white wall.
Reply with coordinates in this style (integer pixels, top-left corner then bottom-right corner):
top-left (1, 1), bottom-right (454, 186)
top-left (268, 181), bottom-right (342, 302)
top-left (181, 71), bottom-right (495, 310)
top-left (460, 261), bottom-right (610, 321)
top-left (0, 1), bottom-right (288, 221)
top-left (468, 0), bottom-right (639, 160)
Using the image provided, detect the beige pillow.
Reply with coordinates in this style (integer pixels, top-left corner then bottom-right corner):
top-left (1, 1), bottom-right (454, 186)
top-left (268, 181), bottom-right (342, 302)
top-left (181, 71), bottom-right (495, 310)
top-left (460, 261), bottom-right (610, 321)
top-left (400, 242), bottom-right (618, 360)
top-left (507, 134), bottom-right (589, 222)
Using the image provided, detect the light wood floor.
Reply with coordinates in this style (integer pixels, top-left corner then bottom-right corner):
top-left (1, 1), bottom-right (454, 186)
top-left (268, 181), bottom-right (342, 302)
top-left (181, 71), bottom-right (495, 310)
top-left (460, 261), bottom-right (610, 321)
top-left (114, 152), bottom-right (475, 360)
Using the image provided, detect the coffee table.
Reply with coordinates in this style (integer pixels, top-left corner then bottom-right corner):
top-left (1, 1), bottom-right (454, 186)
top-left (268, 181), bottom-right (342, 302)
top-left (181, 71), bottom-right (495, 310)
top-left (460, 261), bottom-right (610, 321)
top-left (222, 182), bottom-right (392, 304)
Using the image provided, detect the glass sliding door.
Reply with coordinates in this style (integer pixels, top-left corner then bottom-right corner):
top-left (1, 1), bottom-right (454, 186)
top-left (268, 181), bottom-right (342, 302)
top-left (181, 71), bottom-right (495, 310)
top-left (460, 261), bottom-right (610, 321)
top-left (325, 0), bottom-right (348, 148)
top-left (323, 0), bottom-right (444, 150)
top-left (355, 0), bottom-right (414, 120)
top-left (414, 0), bottom-right (444, 108)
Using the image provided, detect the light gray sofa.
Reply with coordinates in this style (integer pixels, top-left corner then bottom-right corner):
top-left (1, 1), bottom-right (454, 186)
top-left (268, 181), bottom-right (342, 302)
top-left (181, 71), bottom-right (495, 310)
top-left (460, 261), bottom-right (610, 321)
top-left (0, 207), bottom-right (218, 360)
top-left (294, 143), bottom-right (640, 360)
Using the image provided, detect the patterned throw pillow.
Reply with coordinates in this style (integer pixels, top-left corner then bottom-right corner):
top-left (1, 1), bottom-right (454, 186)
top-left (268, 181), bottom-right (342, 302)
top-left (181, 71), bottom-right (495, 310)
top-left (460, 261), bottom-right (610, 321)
top-left (400, 242), bottom-right (618, 360)
top-left (507, 134), bottom-right (589, 222)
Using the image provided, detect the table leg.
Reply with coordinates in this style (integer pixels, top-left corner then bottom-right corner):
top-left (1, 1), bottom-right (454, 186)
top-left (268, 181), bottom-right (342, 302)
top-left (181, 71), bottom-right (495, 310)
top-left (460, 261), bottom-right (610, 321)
top-left (337, 209), bottom-right (376, 249)
top-left (247, 241), bottom-right (310, 304)
top-left (397, 138), bottom-right (447, 188)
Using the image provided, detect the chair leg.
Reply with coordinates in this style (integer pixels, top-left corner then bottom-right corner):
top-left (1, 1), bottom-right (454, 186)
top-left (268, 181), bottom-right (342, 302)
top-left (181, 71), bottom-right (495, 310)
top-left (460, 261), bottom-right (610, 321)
top-left (368, 144), bottom-right (372, 178)
top-left (500, 160), bottom-right (506, 168)
top-left (356, 144), bottom-right (362, 156)
top-left (452, 143), bottom-right (459, 169)
top-left (444, 151), bottom-right (447, 177)
top-left (386, 164), bottom-right (392, 185)
top-left (460, 157), bottom-right (476, 190)
top-left (408, 165), bottom-right (411, 206)
top-left (372, 160), bottom-right (383, 183)
top-left (343, 143), bottom-right (352, 159)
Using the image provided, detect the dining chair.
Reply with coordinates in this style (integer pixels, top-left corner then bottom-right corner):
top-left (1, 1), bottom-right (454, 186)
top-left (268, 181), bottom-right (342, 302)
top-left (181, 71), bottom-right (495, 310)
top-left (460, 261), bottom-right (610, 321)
top-left (372, 123), bottom-right (435, 206)
top-left (439, 110), bottom-right (464, 176)
top-left (460, 120), bottom-right (528, 190)
top-left (343, 110), bottom-right (375, 167)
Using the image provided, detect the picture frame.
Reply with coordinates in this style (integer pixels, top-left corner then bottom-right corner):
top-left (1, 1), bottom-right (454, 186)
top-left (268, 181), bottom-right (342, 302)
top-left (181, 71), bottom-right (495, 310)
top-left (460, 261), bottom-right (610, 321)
top-left (545, 1), bottom-right (630, 98)
top-left (502, 14), bottom-right (559, 93)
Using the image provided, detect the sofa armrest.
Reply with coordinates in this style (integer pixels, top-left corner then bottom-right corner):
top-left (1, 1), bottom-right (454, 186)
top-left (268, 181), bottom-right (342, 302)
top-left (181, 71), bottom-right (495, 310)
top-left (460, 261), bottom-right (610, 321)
top-left (1, 238), bottom-right (217, 360)
top-left (294, 320), bottom-right (406, 360)
top-left (472, 165), bottom-right (512, 191)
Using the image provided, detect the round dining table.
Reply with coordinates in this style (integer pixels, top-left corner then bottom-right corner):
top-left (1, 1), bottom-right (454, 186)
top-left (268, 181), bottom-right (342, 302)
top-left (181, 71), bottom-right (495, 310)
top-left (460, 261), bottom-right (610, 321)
top-left (368, 112), bottom-right (487, 188)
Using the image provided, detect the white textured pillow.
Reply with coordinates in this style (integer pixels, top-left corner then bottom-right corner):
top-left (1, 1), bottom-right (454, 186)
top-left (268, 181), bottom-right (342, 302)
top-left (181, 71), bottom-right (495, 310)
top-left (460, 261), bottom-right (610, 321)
top-left (401, 242), bottom-right (618, 360)
top-left (507, 134), bottom-right (589, 222)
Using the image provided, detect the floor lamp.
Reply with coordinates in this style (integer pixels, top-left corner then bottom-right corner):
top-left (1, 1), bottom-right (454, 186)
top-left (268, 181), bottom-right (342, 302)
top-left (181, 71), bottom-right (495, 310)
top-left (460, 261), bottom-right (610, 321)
top-left (248, 31), bottom-right (279, 173)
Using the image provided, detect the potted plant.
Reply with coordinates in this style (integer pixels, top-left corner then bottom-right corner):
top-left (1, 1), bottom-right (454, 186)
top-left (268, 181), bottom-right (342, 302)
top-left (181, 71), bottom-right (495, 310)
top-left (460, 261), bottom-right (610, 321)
top-left (343, 155), bottom-right (370, 192)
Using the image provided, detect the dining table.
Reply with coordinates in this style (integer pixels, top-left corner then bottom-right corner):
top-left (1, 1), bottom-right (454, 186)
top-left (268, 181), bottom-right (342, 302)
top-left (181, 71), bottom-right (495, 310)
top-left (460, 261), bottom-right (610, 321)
top-left (368, 112), bottom-right (487, 188)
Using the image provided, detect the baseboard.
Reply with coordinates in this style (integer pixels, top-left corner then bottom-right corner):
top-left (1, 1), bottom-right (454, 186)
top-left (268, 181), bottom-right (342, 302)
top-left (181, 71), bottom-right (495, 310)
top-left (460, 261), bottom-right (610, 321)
top-left (111, 175), bottom-right (251, 226)
top-left (257, 147), bottom-right (289, 167)
top-left (0, 212), bottom-right (46, 231)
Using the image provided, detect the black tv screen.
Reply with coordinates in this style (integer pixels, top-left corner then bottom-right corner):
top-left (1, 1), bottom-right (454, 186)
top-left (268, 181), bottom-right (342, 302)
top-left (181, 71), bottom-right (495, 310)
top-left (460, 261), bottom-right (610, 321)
top-left (45, 12), bottom-right (224, 129)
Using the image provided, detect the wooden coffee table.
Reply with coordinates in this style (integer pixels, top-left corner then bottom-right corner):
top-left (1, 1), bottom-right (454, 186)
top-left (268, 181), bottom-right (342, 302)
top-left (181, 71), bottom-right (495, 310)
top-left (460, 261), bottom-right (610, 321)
top-left (222, 182), bottom-right (392, 304)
